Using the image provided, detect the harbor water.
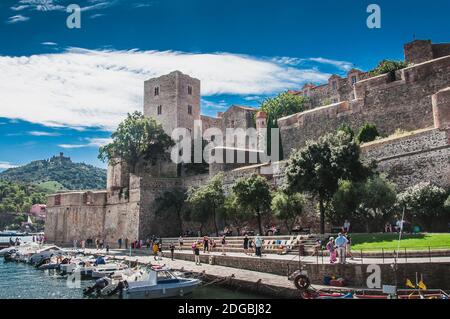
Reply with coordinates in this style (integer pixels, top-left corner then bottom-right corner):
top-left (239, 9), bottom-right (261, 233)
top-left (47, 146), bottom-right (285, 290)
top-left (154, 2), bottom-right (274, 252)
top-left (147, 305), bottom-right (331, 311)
top-left (0, 257), bottom-right (266, 299)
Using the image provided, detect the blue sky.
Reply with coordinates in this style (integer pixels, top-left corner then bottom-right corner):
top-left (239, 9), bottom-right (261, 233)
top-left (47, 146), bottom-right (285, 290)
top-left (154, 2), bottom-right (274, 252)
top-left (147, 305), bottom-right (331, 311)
top-left (0, 0), bottom-right (449, 169)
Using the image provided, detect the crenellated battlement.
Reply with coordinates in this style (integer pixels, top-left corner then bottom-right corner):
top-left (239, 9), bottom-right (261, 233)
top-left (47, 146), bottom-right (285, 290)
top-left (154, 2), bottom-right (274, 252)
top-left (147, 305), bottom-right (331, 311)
top-left (278, 54), bottom-right (450, 158)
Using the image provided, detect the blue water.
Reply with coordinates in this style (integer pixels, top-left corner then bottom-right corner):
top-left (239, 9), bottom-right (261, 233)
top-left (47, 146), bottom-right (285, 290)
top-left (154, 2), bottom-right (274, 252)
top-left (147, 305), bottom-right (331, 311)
top-left (0, 257), bottom-right (266, 299)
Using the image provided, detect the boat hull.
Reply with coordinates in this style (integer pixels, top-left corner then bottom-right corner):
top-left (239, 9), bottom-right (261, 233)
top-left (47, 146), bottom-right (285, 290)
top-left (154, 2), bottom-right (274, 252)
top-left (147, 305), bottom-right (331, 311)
top-left (122, 278), bottom-right (201, 299)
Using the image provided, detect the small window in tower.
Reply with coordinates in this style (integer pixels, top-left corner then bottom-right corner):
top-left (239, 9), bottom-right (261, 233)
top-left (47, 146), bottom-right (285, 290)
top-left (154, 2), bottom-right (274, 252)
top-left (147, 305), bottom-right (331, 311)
top-left (351, 76), bottom-right (357, 85)
top-left (157, 105), bottom-right (162, 115)
top-left (188, 105), bottom-right (192, 115)
top-left (188, 85), bottom-right (193, 95)
top-left (332, 81), bottom-right (337, 91)
top-left (154, 87), bottom-right (159, 96)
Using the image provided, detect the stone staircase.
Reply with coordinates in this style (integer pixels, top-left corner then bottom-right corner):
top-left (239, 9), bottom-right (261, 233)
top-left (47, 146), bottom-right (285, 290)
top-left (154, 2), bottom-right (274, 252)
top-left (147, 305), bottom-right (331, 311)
top-left (160, 234), bottom-right (321, 256)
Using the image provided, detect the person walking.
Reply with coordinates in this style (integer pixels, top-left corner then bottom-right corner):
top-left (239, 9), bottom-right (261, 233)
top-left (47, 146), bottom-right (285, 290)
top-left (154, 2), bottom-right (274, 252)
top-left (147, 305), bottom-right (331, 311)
top-left (311, 239), bottom-right (321, 257)
top-left (203, 235), bottom-right (209, 253)
top-left (158, 240), bottom-right (163, 260)
top-left (326, 237), bottom-right (337, 264)
top-left (345, 234), bottom-right (353, 260)
top-left (209, 238), bottom-right (216, 252)
top-left (342, 219), bottom-right (351, 233)
top-left (118, 238), bottom-right (122, 249)
top-left (169, 243), bottom-right (175, 261)
top-left (255, 235), bottom-right (262, 257)
top-left (221, 235), bottom-right (227, 255)
top-left (125, 237), bottom-right (129, 249)
top-left (334, 233), bottom-right (348, 264)
top-left (152, 241), bottom-right (159, 261)
top-left (178, 236), bottom-right (184, 251)
top-left (95, 238), bottom-right (99, 250)
top-left (194, 242), bottom-right (201, 265)
top-left (243, 235), bottom-right (249, 255)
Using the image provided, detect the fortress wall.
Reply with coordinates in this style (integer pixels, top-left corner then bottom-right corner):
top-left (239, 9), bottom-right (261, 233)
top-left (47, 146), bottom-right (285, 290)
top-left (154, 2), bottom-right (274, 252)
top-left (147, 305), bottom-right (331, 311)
top-left (361, 128), bottom-right (450, 190)
top-left (278, 56), bottom-right (450, 159)
top-left (138, 178), bottom-right (184, 238)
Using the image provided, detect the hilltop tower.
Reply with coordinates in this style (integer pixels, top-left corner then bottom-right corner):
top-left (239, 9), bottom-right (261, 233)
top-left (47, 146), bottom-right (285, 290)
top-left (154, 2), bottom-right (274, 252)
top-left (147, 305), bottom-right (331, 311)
top-left (143, 71), bottom-right (201, 137)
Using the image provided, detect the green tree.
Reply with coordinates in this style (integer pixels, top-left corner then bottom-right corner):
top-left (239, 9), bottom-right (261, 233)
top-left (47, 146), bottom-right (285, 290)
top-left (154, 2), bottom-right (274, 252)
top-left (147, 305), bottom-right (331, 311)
top-left (260, 92), bottom-right (307, 158)
top-left (222, 193), bottom-right (249, 236)
top-left (397, 182), bottom-right (448, 231)
top-left (154, 189), bottom-right (187, 235)
top-left (360, 175), bottom-right (397, 231)
top-left (368, 60), bottom-right (408, 76)
top-left (232, 174), bottom-right (272, 235)
top-left (186, 173), bottom-right (225, 236)
top-left (282, 130), bottom-right (372, 234)
top-left (357, 123), bottom-right (380, 144)
top-left (271, 192), bottom-right (305, 234)
top-left (98, 111), bottom-right (174, 173)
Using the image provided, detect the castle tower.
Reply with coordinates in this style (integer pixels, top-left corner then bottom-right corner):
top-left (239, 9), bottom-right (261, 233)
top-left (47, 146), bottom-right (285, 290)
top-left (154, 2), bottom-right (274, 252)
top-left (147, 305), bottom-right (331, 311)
top-left (256, 111), bottom-right (267, 151)
top-left (143, 71), bottom-right (201, 137)
top-left (432, 87), bottom-right (450, 129)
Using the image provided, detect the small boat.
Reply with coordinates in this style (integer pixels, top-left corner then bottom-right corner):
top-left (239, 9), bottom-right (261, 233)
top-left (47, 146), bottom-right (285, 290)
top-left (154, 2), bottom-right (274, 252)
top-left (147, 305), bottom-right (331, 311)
top-left (91, 263), bottom-right (129, 278)
top-left (29, 246), bottom-right (63, 265)
top-left (120, 265), bottom-right (201, 299)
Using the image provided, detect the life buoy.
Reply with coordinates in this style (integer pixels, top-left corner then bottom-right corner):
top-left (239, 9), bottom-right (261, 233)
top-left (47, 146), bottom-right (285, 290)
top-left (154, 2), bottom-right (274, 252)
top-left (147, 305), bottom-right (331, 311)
top-left (294, 274), bottom-right (311, 290)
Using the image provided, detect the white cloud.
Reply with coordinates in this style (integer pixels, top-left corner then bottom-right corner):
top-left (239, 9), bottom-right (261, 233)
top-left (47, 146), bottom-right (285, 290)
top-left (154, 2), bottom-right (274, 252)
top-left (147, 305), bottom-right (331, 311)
top-left (89, 13), bottom-right (105, 19)
top-left (6, 15), bottom-right (30, 24)
top-left (0, 48), bottom-right (330, 130)
top-left (307, 57), bottom-right (354, 72)
top-left (42, 42), bottom-right (57, 46)
top-left (11, 5), bottom-right (30, 11)
top-left (17, 0), bottom-right (65, 12)
top-left (58, 144), bottom-right (86, 149)
top-left (28, 131), bottom-right (61, 136)
top-left (58, 137), bottom-right (112, 148)
top-left (0, 161), bottom-right (19, 169)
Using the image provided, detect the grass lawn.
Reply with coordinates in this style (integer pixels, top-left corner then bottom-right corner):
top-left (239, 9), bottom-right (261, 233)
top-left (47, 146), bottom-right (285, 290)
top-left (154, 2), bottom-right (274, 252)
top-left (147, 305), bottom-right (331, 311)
top-left (350, 233), bottom-right (450, 251)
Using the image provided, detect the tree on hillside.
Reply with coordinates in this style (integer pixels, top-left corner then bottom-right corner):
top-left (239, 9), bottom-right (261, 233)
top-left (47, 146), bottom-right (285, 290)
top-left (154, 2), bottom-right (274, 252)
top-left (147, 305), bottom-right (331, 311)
top-left (186, 173), bottom-right (225, 236)
top-left (98, 111), bottom-right (174, 173)
top-left (397, 182), bottom-right (448, 231)
top-left (232, 174), bottom-right (272, 235)
top-left (260, 92), bottom-right (308, 158)
top-left (282, 130), bottom-right (372, 234)
top-left (154, 189), bottom-right (187, 235)
top-left (271, 192), bottom-right (305, 234)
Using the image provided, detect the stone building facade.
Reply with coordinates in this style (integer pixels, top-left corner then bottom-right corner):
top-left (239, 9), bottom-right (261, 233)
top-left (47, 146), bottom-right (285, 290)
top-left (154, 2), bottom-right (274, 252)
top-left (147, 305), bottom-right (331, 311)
top-left (45, 39), bottom-right (450, 243)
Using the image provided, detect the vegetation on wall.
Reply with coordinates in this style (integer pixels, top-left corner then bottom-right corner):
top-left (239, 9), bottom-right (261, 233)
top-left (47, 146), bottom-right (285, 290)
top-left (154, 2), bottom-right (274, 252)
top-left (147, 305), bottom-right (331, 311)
top-left (368, 59), bottom-right (409, 76)
top-left (259, 92), bottom-right (308, 159)
top-left (99, 111), bottom-right (174, 174)
top-left (357, 123), bottom-right (380, 143)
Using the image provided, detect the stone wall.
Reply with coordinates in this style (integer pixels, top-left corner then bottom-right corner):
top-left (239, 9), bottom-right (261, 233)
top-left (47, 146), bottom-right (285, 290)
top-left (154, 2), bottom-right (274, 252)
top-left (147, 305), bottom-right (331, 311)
top-left (361, 128), bottom-right (450, 190)
top-left (279, 55), bottom-right (450, 159)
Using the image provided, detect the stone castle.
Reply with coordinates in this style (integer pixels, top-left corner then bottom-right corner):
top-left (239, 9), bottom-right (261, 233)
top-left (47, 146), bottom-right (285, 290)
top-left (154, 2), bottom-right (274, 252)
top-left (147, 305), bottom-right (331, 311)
top-left (45, 39), bottom-right (450, 243)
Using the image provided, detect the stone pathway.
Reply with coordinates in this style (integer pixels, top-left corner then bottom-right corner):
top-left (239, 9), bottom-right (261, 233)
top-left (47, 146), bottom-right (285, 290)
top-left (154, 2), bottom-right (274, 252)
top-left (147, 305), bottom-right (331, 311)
top-left (86, 247), bottom-right (450, 265)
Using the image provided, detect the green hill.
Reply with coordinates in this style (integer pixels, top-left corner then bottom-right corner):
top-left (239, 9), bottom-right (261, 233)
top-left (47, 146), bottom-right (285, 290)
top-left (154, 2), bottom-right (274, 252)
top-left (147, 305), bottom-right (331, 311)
top-left (0, 153), bottom-right (106, 191)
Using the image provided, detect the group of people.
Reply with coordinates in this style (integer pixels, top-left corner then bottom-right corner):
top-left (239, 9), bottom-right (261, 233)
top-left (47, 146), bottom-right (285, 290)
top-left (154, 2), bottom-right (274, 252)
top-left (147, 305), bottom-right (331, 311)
top-left (325, 233), bottom-right (353, 264)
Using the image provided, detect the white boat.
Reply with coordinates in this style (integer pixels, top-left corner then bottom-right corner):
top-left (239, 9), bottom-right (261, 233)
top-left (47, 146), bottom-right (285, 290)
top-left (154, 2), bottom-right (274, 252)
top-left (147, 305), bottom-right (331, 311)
top-left (121, 266), bottom-right (201, 299)
top-left (91, 263), bottom-right (129, 278)
top-left (0, 242), bottom-right (39, 256)
top-left (29, 246), bottom-right (63, 265)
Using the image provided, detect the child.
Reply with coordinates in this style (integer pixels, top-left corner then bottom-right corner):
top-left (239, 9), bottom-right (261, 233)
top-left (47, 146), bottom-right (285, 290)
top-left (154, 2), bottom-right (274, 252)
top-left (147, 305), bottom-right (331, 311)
top-left (152, 242), bottom-right (159, 261)
top-left (326, 237), bottom-right (337, 264)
